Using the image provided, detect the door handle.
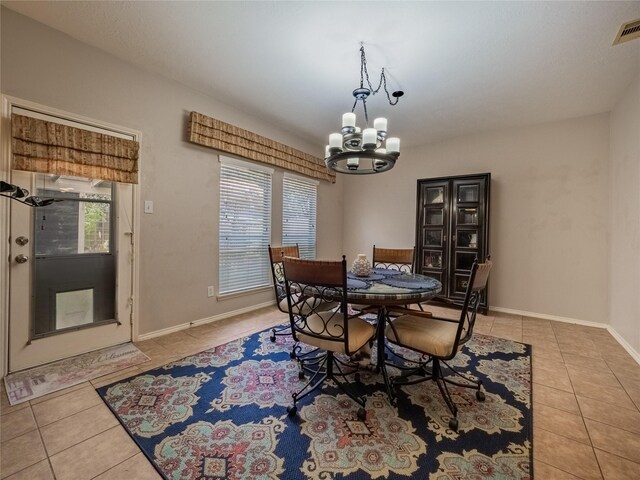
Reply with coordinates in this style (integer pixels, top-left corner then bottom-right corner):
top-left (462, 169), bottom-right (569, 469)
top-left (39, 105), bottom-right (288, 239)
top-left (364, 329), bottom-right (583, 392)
top-left (15, 254), bottom-right (28, 264)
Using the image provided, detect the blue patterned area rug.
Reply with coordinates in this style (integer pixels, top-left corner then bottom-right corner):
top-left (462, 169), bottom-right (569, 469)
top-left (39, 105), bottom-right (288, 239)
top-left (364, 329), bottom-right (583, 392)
top-left (97, 327), bottom-right (532, 479)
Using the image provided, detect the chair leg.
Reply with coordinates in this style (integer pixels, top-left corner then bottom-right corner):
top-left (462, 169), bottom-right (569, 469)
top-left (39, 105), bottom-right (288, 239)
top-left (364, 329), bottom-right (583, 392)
top-left (441, 360), bottom-right (485, 401)
top-left (288, 351), bottom-right (367, 421)
top-left (270, 324), bottom-right (291, 342)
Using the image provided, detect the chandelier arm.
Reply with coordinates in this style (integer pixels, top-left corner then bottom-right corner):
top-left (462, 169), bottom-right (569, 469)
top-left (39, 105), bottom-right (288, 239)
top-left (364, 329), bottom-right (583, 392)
top-left (362, 99), bottom-right (369, 125)
top-left (351, 98), bottom-right (358, 113)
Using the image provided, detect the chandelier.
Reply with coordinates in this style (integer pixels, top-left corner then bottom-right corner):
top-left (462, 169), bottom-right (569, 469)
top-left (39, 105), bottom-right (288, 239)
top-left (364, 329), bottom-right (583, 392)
top-left (1, 181), bottom-right (58, 207)
top-left (325, 44), bottom-right (403, 175)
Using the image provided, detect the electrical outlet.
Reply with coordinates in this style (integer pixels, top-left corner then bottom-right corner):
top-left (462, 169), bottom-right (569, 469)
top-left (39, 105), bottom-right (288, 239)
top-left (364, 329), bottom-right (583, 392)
top-left (207, 285), bottom-right (215, 297)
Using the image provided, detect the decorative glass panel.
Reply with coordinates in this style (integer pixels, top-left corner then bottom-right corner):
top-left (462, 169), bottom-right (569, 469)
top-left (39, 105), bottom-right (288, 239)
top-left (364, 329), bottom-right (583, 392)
top-left (455, 274), bottom-right (470, 293)
top-left (426, 187), bottom-right (444, 204)
top-left (456, 252), bottom-right (476, 271)
top-left (426, 208), bottom-right (443, 225)
top-left (425, 230), bottom-right (442, 247)
top-left (423, 252), bottom-right (443, 269)
top-left (457, 207), bottom-right (478, 225)
top-left (457, 185), bottom-right (479, 202)
top-left (457, 230), bottom-right (478, 248)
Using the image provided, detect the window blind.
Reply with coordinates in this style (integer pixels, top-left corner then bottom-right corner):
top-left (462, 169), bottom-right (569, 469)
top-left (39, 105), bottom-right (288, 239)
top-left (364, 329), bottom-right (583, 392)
top-left (283, 174), bottom-right (317, 259)
top-left (219, 158), bottom-right (273, 295)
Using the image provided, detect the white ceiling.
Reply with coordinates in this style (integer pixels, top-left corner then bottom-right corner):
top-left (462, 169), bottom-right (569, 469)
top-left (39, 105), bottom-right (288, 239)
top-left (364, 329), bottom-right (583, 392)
top-left (3, 1), bottom-right (640, 148)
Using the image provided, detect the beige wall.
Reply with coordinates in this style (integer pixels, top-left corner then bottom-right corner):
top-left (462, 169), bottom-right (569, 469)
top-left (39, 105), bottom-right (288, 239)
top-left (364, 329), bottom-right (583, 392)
top-left (0, 9), bottom-right (343, 335)
top-left (342, 114), bottom-right (610, 324)
top-left (609, 73), bottom-right (640, 353)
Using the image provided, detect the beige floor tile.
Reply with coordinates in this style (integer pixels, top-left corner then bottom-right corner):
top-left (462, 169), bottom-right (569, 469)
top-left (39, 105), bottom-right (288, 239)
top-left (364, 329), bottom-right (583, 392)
top-left (40, 403), bottom-right (119, 455)
top-left (91, 366), bottom-right (141, 389)
top-left (49, 426), bottom-right (140, 480)
top-left (133, 339), bottom-right (168, 356)
top-left (29, 382), bottom-right (90, 406)
top-left (621, 382), bottom-right (640, 410)
top-left (522, 333), bottom-right (558, 346)
top-left (533, 383), bottom-right (581, 414)
top-left (4, 459), bottom-right (54, 480)
top-left (93, 453), bottom-right (161, 480)
top-left (609, 362), bottom-right (640, 383)
top-left (567, 367), bottom-right (622, 390)
top-left (137, 353), bottom-right (181, 371)
top-left (577, 396), bottom-right (640, 435)
top-left (533, 365), bottom-right (574, 393)
top-left (532, 351), bottom-right (564, 366)
top-left (584, 419), bottom-right (640, 464)
top-left (32, 386), bottom-right (103, 427)
top-left (533, 427), bottom-right (601, 480)
top-left (571, 378), bottom-right (637, 411)
top-left (560, 345), bottom-right (603, 360)
top-left (0, 430), bottom-right (47, 479)
top-left (533, 460), bottom-right (583, 479)
top-left (0, 388), bottom-right (30, 416)
top-left (533, 402), bottom-right (590, 445)
top-left (152, 330), bottom-right (194, 348)
top-left (0, 407), bottom-right (36, 443)
top-left (562, 353), bottom-right (613, 373)
top-left (594, 449), bottom-right (640, 480)
top-left (522, 315), bottom-right (552, 326)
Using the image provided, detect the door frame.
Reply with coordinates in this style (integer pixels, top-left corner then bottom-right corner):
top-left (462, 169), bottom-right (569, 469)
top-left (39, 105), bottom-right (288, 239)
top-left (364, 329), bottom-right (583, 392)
top-left (0, 95), bottom-right (141, 377)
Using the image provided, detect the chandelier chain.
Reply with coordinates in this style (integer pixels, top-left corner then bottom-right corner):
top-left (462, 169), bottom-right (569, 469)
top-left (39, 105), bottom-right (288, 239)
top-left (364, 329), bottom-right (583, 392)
top-left (359, 44), bottom-right (401, 107)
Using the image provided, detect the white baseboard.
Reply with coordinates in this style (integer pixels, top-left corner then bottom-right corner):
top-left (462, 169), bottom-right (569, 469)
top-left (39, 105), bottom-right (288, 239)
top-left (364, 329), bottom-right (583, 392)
top-left (490, 306), bottom-right (608, 329)
top-left (136, 301), bottom-right (275, 341)
top-left (492, 306), bottom-right (640, 366)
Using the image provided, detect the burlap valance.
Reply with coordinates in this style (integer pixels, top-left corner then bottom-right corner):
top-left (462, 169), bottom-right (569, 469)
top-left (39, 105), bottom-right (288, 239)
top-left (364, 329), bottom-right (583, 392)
top-left (11, 114), bottom-right (139, 184)
top-left (188, 111), bottom-right (335, 184)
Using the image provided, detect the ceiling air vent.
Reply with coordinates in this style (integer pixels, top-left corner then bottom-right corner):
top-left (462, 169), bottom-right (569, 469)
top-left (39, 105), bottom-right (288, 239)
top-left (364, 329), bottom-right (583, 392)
top-left (613, 18), bottom-right (640, 45)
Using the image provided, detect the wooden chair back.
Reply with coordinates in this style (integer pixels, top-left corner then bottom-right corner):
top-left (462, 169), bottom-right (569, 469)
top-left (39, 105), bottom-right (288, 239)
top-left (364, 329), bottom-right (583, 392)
top-left (373, 245), bottom-right (415, 273)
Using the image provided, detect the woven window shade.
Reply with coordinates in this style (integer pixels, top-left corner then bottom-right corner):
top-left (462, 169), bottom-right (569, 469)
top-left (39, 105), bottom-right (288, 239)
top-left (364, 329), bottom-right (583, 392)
top-left (11, 114), bottom-right (139, 184)
top-left (188, 111), bottom-right (335, 184)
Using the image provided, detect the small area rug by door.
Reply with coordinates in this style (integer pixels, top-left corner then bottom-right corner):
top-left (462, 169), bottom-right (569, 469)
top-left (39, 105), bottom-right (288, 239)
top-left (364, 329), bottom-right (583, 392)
top-left (98, 327), bottom-right (532, 479)
top-left (4, 343), bottom-right (149, 405)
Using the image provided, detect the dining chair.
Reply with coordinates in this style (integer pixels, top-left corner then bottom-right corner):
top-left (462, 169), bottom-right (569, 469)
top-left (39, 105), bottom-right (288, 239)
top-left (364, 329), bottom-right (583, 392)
top-left (372, 245), bottom-right (415, 272)
top-left (268, 245), bottom-right (338, 360)
top-left (268, 244), bottom-right (300, 346)
top-left (282, 256), bottom-right (376, 420)
top-left (385, 256), bottom-right (492, 431)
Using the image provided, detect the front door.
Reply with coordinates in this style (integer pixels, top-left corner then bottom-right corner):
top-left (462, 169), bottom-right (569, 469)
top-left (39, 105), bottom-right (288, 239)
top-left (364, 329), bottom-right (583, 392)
top-left (8, 169), bottom-right (135, 371)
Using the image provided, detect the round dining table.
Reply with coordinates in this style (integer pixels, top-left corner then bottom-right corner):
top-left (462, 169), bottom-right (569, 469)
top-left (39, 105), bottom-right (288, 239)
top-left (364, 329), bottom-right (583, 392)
top-left (346, 268), bottom-right (442, 402)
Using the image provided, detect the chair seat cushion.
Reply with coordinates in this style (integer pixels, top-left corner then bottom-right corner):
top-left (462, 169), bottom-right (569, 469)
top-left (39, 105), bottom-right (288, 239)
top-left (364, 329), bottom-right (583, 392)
top-left (298, 312), bottom-right (375, 354)
top-left (386, 315), bottom-right (459, 358)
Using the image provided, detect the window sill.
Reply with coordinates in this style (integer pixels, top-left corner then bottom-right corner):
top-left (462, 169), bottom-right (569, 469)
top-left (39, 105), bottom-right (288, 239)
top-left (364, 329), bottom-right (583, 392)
top-left (216, 284), bottom-right (272, 301)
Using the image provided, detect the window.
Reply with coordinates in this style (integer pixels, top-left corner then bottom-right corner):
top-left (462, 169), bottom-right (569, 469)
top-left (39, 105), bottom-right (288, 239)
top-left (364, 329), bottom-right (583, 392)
top-left (219, 157), bottom-right (273, 295)
top-left (283, 173), bottom-right (318, 259)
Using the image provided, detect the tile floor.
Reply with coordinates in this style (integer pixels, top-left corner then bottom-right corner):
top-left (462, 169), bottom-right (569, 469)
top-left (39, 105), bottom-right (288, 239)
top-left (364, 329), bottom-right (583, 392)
top-left (2, 306), bottom-right (640, 479)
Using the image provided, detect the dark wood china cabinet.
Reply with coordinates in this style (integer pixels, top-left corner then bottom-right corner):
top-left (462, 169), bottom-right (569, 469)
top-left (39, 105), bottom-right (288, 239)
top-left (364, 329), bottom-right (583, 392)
top-left (415, 173), bottom-right (491, 312)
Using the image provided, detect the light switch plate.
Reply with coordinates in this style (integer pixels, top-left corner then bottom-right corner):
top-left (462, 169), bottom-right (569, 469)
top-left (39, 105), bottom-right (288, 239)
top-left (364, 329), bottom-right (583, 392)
top-left (144, 200), bottom-right (153, 214)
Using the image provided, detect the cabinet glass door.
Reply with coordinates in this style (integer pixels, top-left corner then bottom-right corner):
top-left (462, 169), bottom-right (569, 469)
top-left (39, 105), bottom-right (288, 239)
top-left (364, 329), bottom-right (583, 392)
top-left (451, 179), bottom-right (485, 298)
top-left (419, 182), bottom-right (449, 294)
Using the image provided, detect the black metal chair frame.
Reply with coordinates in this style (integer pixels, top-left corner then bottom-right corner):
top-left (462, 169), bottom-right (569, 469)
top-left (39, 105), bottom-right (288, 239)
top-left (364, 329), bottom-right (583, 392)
top-left (268, 244), bottom-right (299, 354)
top-left (283, 256), bottom-right (375, 421)
top-left (385, 257), bottom-right (492, 431)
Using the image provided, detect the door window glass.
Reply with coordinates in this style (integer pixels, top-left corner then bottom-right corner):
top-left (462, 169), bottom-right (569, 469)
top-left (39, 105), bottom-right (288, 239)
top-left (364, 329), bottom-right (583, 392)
top-left (34, 175), bottom-right (113, 256)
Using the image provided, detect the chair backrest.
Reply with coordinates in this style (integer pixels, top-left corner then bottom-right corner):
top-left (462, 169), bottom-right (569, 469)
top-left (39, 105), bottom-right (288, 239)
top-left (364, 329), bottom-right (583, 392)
top-left (454, 256), bottom-right (492, 351)
top-left (268, 244), bottom-right (299, 312)
top-left (372, 245), bottom-right (415, 273)
top-left (282, 256), bottom-right (354, 352)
